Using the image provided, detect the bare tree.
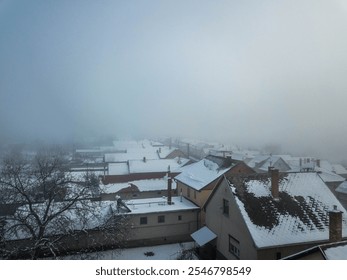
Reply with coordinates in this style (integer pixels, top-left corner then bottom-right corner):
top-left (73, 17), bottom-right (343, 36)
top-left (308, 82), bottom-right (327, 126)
top-left (0, 147), bottom-right (130, 259)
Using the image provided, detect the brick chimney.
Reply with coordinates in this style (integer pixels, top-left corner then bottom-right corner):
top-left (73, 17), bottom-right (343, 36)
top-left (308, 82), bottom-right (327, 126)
top-left (225, 155), bottom-right (232, 167)
top-left (167, 166), bottom-right (172, 205)
top-left (329, 205), bottom-right (343, 242)
top-left (269, 168), bottom-right (279, 200)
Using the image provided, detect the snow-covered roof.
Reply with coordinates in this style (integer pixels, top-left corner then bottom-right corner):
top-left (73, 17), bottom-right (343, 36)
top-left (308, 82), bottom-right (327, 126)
top-left (105, 140), bottom-right (178, 162)
top-left (246, 155), bottom-right (271, 168)
top-left (282, 156), bottom-right (307, 172)
top-left (125, 196), bottom-right (199, 214)
top-left (333, 164), bottom-right (347, 175)
top-left (257, 157), bottom-right (291, 173)
top-left (59, 242), bottom-right (196, 260)
top-left (100, 178), bottom-right (176, 194)
top-left (105, 149), bottom-right (158, 162)
top-left (317, 167), bottom-right (345, 183)
top-left (191, 226), bottom-right (217, 247)
top-left (246, 155), bottom-right (315, 173)
top-left (175, 158), bottom-right (231, 191)
top-left (228, 172), bottom-right (347, 248)
top-left (128, 158), bottom-right (187, 173)
top-left (283, 240), bottom-right (347, 260)
top-left (105, 146), bottom-right (180, 162)
top-left (319, 160), bottom-right (334, 171)
top-left (101, 182), bottom-right (129, 194)
top-left (323, 243), bottom-right (347, 259)
top-left (107, 158), bottom-right (188, 176)
top-left (108, 162), bottom-right (129, 175)
top-left (230, 153), bottom-right (247, 161)
top-left (70, 171), bottom-right (105, 181)
top-left (112, 140), bottom-right (151, 150)
top-left (336, 181), bottom-right (347, 195)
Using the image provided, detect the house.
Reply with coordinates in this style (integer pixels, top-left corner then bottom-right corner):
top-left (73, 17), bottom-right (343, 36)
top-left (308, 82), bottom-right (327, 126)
top-left (280, 156), bottom-right (315, 172)
top-left (104, 139), bottom-right (187, 162)
top-left (175, 156), bottom-right (255, 208)
top-left (102, 157), bottom-right (190, 184)
top-left (203, 169), bottom-right (347, 260)
top-left (100, 171), bottom-right (199, 247)
top-left (175, 155), bottom-right (255, 226)
top-left (125, 196), bottom-right (200, 247)
top-left (246, 155), bottom-right (292, 173)
top-left (246, 155), bottom-right (345, 194)
top-left (315, 160), bottom-right (346, 184)
top-left (1, 195), bottom-right (199, 258)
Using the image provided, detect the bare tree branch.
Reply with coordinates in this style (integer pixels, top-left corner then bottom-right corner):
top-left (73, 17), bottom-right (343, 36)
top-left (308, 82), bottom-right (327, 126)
top-left (0, 147), bottom-right (130, 259)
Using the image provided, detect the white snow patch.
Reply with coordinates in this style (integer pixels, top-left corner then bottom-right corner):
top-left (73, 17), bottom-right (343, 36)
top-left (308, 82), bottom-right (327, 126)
top-left (175, 159), bottom-right (230, 191)
top-left (57, 242), bottom-right (196, 260)
top-left (324, 244), bottom-right (347, 259)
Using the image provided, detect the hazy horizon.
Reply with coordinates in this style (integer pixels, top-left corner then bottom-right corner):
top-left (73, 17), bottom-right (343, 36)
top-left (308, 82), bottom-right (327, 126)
top-left (1, 0), bottom-right (347, 163)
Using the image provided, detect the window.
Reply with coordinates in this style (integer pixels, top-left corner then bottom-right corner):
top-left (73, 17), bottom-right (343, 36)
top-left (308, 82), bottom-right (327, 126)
top-left (187, 188), bottom-right (191, 198)
top-left (223, 199), bottom-right (229, 216)
top-left (140, 217), bottom-right (147, 225)
top-left (276, 252), bottom-right (282, 259)
top-left (178, 215), bottom-right (182, 221)
top-left (229, 235), bottom-right (240, 259)
top-left (194, 190), bottom-right (197, 199)
top-left (158, 215), bottom-right (165, 223)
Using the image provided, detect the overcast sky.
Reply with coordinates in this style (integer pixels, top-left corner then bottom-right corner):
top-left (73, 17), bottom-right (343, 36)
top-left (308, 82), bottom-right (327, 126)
top-left (1, 0), bottom-right (347, 161)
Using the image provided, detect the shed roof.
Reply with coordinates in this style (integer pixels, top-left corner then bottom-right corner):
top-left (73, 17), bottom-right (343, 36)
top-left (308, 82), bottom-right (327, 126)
top-left (191, 226), bottom-right (217, 247)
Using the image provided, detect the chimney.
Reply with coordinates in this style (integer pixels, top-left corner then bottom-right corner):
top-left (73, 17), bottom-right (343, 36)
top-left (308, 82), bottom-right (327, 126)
top-left (270, 168), bottom-right (279, 200)
top-left (225, 155), bottom-right (232, 167)
top-left (167, 166), bottom-right (172, 205)
top-left (316, 159), bottom-right (321, 168)
top-left (329, 205), bottom-right (343, 242)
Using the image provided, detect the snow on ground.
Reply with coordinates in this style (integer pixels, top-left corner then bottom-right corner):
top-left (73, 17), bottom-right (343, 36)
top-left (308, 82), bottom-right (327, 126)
top-left (58, 242), bottom-right (196, 260)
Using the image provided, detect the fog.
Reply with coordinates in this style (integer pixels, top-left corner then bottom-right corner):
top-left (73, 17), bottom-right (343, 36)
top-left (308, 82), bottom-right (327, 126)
top-left (1, 0), bottom-right (347, 162)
